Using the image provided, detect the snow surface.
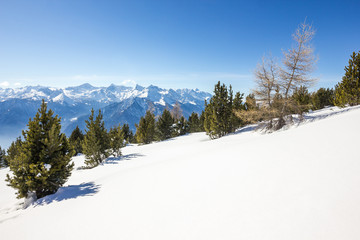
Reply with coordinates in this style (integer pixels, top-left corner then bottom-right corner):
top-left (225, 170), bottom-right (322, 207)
top-left (1, 106), bottom-right (360, 239)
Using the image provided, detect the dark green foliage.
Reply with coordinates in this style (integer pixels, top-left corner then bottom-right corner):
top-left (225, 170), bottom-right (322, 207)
top-left (109, 125), bottom-right (125, 157)
top-left (199, 110), bottom-right (205, 131)
top-left (292, 86), bottom-right (312, 115)
top-left (156, 109), bottom-right (174, 141)
top-left (231, 91), bottom-right (245, 129)
top-left (188, 112), bottom-right (202, 133)
top-left (204, 82), bottom-right (243, 139)
top-left (82, 109), bottom-right (109, 168)
top-left (121, 123), bottom-right (134, 143)
top-left (311, 88), bottom-right (334, 110)
top-left (173, 116), bottom-right (189, 136)
top-left (334, 51), bottom-right (360, 106)
top-left (6, 137), bottom-right (22, 168)
top-left (69, 126), bottom-right (84, 155)
top-left (6, 100), bottom-right (74, 199)
top-left (135, 110), bottom-right (156, 144)
top-left (0, 146), bottom-right (6, 168)
top-left (233, 92), bottom-right (245, 111)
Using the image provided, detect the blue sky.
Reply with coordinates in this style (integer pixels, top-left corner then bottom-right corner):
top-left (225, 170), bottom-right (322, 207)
top-left (0, 0), bottom-right (359, 93)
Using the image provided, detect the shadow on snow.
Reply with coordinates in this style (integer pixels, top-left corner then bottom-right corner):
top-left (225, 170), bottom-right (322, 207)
top-left (104, 153), bottom-right (145, 165)
top-left (35, 182), bottom-right (100, 206)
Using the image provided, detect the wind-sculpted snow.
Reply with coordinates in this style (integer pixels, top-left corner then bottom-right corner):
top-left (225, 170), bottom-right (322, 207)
top-left (1, 106), bottom-right (360, 240)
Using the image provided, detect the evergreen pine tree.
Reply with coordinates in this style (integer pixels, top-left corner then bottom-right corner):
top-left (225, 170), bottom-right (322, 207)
top-left (6, 100), bottom-right (74, 199)
top-left (291, 86), bottom-right (312, 116)
top-left (121, 123), bottom-right (134, 143)
top-left (82, 109), bottom-right (109, 168)
top-left (135, 110), bottom-right (156, 144)
top-left (173, 116), bottom-right (189, 136)
top-left (230, 91), bottom-right (244, 130)
top-left (311, 88), bottom-right (334, 110)
top-left (204, 82), bottom-right (237, 139)
top-left (188, 112), bottom-right (201, 133)
top-left (199, 110), bottom-right (205, 131)
top-left (6, 137), bottom-right (22, 168)
top-left (69, 126), bottom-right (84, 155)
top-left (109, 125), bottom-right (125, 157)
top-left (0, 146), bottom-right (6, 168)
top-left (334, 51), bottom-right (360, 106)
top-left (156, 109), bottom-right (174, 140)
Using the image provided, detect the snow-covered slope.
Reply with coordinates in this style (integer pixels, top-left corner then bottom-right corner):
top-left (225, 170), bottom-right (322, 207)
top-left (1, 106), bottom-right (360, 240)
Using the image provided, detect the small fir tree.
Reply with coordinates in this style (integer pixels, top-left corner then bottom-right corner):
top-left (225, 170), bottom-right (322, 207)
top-left (69, 126), bottom-right (84, 155)
top-left (6, 100), bottom-right (74, 199)
top-left (156, 109), bottom-right (174, 140)
top-left (199, 110), bottom-right (205, 131)
top-left (6, 137), bottom-right (22, 167)
top-left (121, 123), bottom-right (134, 143)
top-left (173, 116), bottom-right (189, 136)
top-left (334, 51), bottom-right (360, 106)
top-left (109, 125), bottom-right (125, 157)
top-left (204, 82), bottom-right (240, 139)
top-left (135, 110), bottom-right (156, 144)
top-left (82, 109), bottom-right (109, 168)
top-left (188, 112), bottom-right (202, 133)
top-left (0, 146), bottom-right (6, 168)
top-left (231, 91), bottom-right (245, 130)
top-left (291, 86), bottom-right (312, 118)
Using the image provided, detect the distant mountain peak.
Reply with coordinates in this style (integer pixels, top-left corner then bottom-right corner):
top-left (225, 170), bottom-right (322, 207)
top-left (0, 83), bottom-right (212, 141)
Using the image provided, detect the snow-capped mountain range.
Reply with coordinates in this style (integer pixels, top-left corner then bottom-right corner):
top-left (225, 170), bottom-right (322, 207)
top-left (0, 83), bottom-right (211, 145)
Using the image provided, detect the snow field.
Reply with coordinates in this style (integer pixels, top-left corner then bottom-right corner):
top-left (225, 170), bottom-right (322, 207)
top-left (1, 106), bottom-right (360, 239)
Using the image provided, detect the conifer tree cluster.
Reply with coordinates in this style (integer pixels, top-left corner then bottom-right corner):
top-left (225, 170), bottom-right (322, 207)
top-left (69, 126), bottom-right (84, 155)
top-left (135, 104), bottom-right (205, 144)
top-left (334, 51), bottom-right (360, 106)
top-left (187, 112), bottom-right (203, 133)
top-left (121, 123), bottom-right (135, 143)
top-left (311, 88), bottom-right (334, 110)
top-left (6, 100), bottom-right (74, 199)
top-left (204, 81), bottom-right (244, 139)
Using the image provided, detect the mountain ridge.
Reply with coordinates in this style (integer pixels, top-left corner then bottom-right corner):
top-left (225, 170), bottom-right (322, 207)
top-left (0, 83), bottom-right (211, 147)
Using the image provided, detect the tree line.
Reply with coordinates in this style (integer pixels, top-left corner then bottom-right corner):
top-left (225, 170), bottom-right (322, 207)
top-left (0, 19), bottom-right (359, 202)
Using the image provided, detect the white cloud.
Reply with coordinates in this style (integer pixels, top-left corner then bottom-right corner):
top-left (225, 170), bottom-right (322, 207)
top-left (14, 82), bottom-right (22, 87)
top-left (0, 81), bottom-right (10, 87)
top-left (120, 79), bottom-right (136, 87)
